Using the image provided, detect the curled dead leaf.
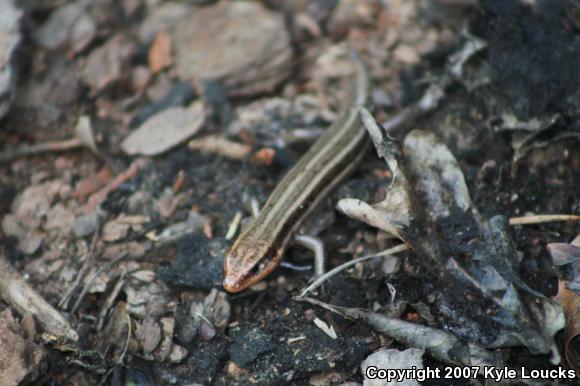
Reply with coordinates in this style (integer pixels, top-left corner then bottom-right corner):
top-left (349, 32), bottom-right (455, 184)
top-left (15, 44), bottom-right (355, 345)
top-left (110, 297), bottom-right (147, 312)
top-left (555, 281), bottom-right (580, 376)
top-left (121, 102), bottom-right (205, 156)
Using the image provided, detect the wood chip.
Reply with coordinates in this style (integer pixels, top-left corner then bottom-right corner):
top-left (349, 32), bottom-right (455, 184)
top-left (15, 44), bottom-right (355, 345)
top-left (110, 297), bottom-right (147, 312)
top-left (188, 135), bottom-right (251, 161)
top-left (251, 148), bottom-right (276, 166)
top-left (80, 34), bottom-right (136, 92)
top-left (102, 219), bottom-right (130, 242)
top-left (148, 31), bottom-right (172, 73)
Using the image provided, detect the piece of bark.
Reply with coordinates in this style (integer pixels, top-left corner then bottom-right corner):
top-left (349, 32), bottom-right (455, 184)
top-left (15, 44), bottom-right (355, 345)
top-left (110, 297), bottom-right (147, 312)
top-left (148, 31), bottom-right (172, 73)
top-left (188, 135), bottom-right (250, 161)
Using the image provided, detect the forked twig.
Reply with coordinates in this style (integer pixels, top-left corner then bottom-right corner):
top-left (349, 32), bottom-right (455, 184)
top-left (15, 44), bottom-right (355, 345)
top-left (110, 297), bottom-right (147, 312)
top-left (298, 244), bottom-right (410, 297)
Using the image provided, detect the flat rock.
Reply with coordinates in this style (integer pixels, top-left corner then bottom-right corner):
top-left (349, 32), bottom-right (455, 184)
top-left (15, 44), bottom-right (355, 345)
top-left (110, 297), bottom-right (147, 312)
top-left (173, 1), bottom-right (292, 96)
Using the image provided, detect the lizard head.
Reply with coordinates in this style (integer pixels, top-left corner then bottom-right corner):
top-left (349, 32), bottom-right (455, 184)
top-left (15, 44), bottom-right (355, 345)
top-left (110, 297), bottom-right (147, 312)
top-left (223, 239), bottom-right (283, 293)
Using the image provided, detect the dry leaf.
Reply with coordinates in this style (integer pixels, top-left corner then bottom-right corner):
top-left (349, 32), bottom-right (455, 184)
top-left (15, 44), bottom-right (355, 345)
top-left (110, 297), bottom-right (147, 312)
top-left (121, 102), bottom-right (205, 156)
top-left (102, 219), bottom-right (130, 242)
top-left (0, 309), bottom-right (45, 385)
top-left (81, 34), bottom-right (135, 92)
top-left (555, 281), bottom-right (580, 375)
top-left (313, 317), bottom-right (337, 340)
top-left (339, 111), bottom-right (564, 355)
top-left (361, 348), bottom-right (424, 386)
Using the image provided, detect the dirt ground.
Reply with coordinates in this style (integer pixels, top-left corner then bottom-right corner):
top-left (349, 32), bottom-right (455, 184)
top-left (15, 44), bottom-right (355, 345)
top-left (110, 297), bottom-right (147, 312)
top-left (1, 0), bottom-right (580, 385)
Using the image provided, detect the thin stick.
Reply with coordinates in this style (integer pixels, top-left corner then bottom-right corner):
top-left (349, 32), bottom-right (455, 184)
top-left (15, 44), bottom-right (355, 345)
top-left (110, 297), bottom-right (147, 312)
top-left (59, 230), bottom-right (100, 309)
top-left (188, 135), bottom-right (250, 161)
top-left (509, 214), bottom-right (580, 225)
top-left (0, 254), bottom-right (78, 341)
top-left (70, 254), bottom-right (127, 315)
top-left (299, 214), bottom-right (580, 296)
top-left (96, 270), bottom-right (127, 332)
top-left (225, 211), bottom-right (243, 240)
top-left (299, 244), bottom-right (409, 297)
top-left (0, 138), bottom-right (82, 162)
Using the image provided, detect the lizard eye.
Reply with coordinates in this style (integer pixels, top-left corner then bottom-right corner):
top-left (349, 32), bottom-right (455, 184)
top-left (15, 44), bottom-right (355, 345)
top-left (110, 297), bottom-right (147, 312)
top-left (249, 262), bottom-right (263, 277)
top-left (249, 258), bottom-right (270, 277)
top-left (246, 253), bottom-right (278, 281)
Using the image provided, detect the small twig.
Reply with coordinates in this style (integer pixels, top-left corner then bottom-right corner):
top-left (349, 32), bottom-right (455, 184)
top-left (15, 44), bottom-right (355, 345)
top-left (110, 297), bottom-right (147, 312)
top-left (298, 296), bottom-right (340, 313)
top-left (70, 254), bottom-right (127, 315)
top-left (0, 138), bottom-right (82, 162)
top-left (118, 311), bottom-right (132, 364)
top-left (59, 231), bottom-right (100, 309)
top-left (297, 215), bottom-right (579, 297)
top-left (98, 367), bottom-right (114, 386)
top-left (188, 134), bottom-right (251, 161)
top-left (0, 254), bottom-right (78, 341)
top-left (225, 211), bottom-right (243, 240)
top-left (172, 170), bottom-right (186, 193)
top-left (59, 255), bottom-right (94, 310)
top-left (250, 197), bottom-right (261, 218)
top-left (509, 214), bottom-right (580, 225)
top-left (0, 115), bottom-right (102, 163)
top-left (296, 296), bottom-right (501, 369)
top-left (96, 269), bottom-right (127, 332)
top-left (299, 244), bottom-right (409, 297)
top-left (194, 312), bottom-right (213, 327)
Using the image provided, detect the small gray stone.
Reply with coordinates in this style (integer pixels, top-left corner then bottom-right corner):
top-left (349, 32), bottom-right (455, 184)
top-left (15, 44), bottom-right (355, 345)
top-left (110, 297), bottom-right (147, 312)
top-left (72, 213), bottom-right (99, 238)
top-left (172, 1), bottom-right (292, 97)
